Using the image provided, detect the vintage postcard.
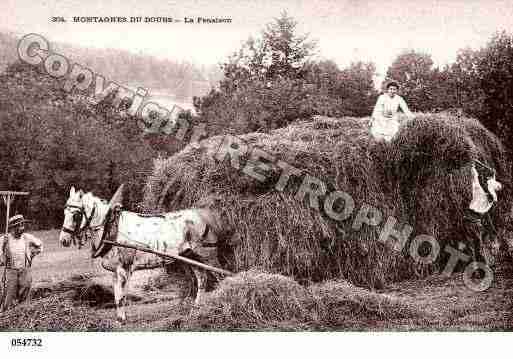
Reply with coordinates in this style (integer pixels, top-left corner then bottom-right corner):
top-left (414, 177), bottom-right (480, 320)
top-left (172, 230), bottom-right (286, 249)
top-left (0, 0), bottom-right (512, 356)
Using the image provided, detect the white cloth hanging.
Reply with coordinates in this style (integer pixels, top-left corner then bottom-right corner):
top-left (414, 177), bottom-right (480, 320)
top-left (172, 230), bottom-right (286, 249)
top-left (469, 165), bottom-right (502, 214)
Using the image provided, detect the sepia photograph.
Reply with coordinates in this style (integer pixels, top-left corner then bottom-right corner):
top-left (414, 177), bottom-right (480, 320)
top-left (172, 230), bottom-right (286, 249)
top-left (0, 0), bottom-right (513, 354)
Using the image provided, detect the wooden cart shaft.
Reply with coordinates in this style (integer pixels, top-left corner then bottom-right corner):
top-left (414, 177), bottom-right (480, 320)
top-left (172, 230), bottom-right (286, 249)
top-left (103, 239), bottom-right (234, 276)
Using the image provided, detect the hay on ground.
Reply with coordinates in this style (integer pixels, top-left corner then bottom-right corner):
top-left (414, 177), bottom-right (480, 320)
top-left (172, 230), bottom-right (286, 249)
top-left (183, 270), bottom-right (432, 330)
top-left (184, 270), bottom-right (316, 330)
top-left (0, 293), bottom-right (115, 331)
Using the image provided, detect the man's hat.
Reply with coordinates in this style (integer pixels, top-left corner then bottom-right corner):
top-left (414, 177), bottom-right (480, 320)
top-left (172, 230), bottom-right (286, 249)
top-left (8, 214), bottom-right (29, 229)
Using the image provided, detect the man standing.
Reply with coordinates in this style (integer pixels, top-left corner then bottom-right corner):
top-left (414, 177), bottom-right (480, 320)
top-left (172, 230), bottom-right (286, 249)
top-left (0, 214), bottom-right (43, 312)
top-left (464, 162), bottom-right (502, 266)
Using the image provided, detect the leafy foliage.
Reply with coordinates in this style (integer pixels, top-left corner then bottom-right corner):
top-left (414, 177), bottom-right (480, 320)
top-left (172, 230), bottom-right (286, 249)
top-left (385, 50), bottom-right (436, 112)
top-left (194, 13), bottom-right (378, 136)
top-left (0, 61), bottom-right (156, 229)
top-left (262, 12), bottom-right (317, 80)
top-left (384, 32), bottom-right (513, 157)
top-left (476, 31), bottom-right (513, 147)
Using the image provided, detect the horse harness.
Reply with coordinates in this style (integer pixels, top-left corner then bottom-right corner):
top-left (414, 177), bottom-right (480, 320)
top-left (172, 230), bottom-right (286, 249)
top-left (61, 203), bottom-right (98, 240)
top-left (63, 199), bottom-right (217, 260)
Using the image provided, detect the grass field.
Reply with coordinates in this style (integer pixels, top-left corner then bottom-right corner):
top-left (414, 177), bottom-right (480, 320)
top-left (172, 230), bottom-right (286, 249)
top-left (0, 229), bottom-right (512, 331)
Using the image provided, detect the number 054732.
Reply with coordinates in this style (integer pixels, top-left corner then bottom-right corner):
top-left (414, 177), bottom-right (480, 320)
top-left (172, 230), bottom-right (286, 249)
top-left (11, 338), bottom-right (42, 347)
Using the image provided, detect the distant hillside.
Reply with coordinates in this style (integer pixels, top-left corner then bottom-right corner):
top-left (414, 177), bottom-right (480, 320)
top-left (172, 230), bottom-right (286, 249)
top-left (0, 31), bottom-right (223, 101)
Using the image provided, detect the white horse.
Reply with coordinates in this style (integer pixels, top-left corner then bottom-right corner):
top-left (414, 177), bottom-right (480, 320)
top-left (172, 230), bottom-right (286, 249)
top-left (59, 186), bottom-right (223, 321)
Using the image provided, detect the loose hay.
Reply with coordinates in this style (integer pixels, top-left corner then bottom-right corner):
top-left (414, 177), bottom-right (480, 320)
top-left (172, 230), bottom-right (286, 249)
top-left (32, 274), bottom-right (97, 300)
top-left (309, 280), bottom-right (431, 328)
top-left (183, 270), bottom-right (432, 330)
top-left (31, 274), bottom-right (120, 307)
top-left (0, 293), bottom-right (115, 331)
top-left (184, 270), bottom-right (316, 330)
top-left (144, 114), bottom-right (511, 288)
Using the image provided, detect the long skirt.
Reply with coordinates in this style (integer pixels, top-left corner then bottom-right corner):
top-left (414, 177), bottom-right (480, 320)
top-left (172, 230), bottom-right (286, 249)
top-left (370, 116), bottom-right (400, 142)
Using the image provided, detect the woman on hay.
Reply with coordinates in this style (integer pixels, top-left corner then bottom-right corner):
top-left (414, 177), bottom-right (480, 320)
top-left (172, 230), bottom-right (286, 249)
top-left (370, 81), bottom-right (415, 142)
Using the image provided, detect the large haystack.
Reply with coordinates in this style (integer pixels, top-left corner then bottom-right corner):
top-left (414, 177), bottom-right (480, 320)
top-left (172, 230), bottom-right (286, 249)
top-left (143, 114), bottom-right (511, 288)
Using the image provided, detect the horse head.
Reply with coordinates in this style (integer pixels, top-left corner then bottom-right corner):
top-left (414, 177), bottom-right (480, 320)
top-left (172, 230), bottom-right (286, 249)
top-left (59, 186), bottom-right (108, 248)
top-left (60, 186), bottom-right (86, 247)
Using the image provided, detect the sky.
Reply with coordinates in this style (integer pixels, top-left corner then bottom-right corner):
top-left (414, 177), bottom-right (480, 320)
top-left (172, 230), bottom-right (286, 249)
top-left (2, 0), bottom-right (513, 82)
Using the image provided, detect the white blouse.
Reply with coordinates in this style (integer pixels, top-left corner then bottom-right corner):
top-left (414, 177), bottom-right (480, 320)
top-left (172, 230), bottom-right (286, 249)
top-left (370, 93), bottom-right (414, 141)
top-left (372, 94), bottom-right (414, 119)
top-left (0, 233), bottom-right (43, 268)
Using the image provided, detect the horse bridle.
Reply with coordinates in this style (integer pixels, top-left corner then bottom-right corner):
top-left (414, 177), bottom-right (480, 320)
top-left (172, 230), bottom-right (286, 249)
top-left (62, 203), bottom-right (97, 238)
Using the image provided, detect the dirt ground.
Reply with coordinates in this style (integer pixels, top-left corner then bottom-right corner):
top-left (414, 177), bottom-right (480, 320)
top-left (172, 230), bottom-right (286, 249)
top-left (1, 229), bottom-right (512, 331)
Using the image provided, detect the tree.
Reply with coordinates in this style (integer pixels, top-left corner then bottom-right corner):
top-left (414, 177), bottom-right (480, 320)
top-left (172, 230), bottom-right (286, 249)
top-left (303, 60), bottom-right (341, 96)
top-left (300, 60), bottom-right (378, 117)
top-left (337, 61), bottom-right (378, 116)
top-left (448, 48), bottom-right (486, 117)
top-left (195, 13), bottom-right (318, 134)
top-left (219, 11), bottom-right (316, 89)
top-left (194, 13), bottom-right (380, 135)
top-left (476, 31), bottom-right (513, 143)
top-left (417, 31), bottom-right (513, 156)
top-left (262, 11), bottom-right (317, 80)
top-left (385, 50), bottom-right (436, 111)
top-left (0, 61), bottom-right (157, 228)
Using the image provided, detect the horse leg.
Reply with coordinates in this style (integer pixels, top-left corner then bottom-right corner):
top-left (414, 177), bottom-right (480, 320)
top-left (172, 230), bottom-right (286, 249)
top-left (113, 264), bottom-right (131, 322)
top-left (191, 266), bottom-right (207, 305)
